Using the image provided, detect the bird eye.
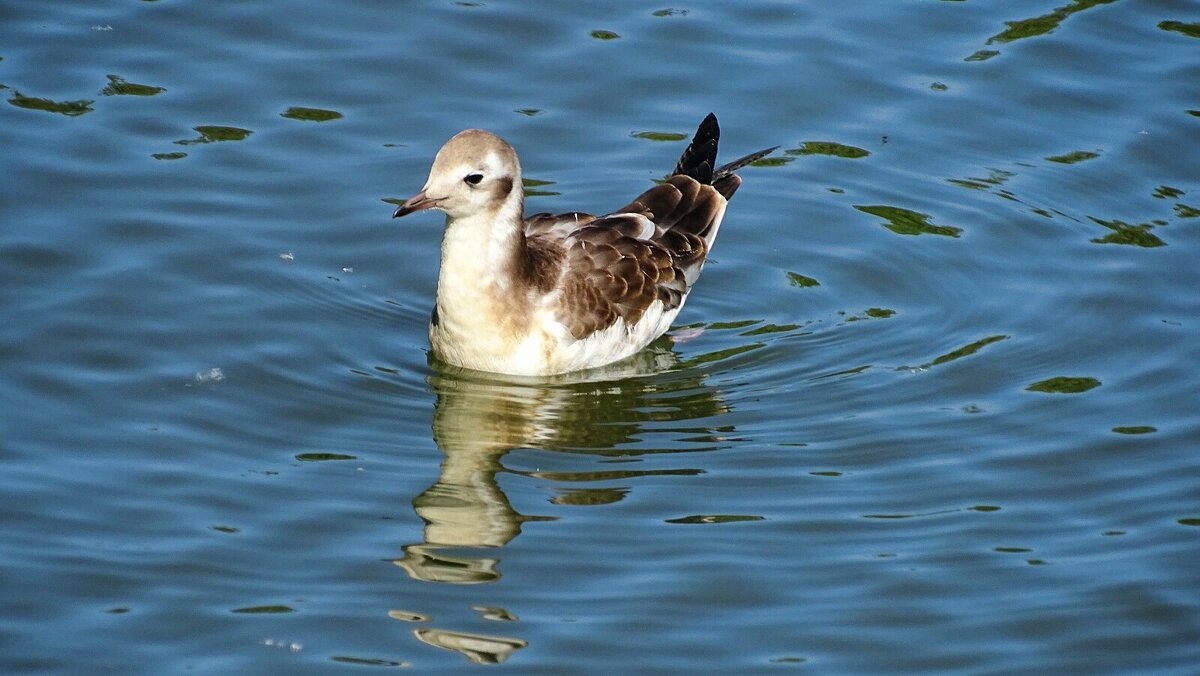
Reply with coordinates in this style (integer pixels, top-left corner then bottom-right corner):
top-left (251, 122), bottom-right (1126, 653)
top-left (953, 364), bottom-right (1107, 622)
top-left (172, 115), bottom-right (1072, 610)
top-left (464, 173), bottom-right (483, 186)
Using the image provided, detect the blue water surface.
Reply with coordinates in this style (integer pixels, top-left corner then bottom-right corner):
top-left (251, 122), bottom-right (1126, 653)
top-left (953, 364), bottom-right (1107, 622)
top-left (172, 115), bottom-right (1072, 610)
top-left (2, 0), bottom-right (1199, 672)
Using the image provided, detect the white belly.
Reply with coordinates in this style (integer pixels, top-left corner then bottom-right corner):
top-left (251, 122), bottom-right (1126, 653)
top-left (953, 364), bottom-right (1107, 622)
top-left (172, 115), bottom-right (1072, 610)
top-left (430, 301), bottom-right (682, 376)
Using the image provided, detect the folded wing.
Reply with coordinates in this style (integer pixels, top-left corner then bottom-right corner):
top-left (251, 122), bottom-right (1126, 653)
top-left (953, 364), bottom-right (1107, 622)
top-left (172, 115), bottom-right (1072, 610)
top-left (523, 113), bottom-right (774, 341)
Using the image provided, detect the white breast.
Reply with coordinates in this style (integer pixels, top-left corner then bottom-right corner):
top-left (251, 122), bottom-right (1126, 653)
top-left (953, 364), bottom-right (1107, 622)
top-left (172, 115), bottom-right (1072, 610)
top-left (431, 298), bottom-right (683, 376)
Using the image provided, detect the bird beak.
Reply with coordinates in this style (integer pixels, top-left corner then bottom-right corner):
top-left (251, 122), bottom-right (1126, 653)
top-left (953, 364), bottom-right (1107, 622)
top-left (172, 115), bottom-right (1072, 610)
top-left (392, 189), bottom-right (442, 218)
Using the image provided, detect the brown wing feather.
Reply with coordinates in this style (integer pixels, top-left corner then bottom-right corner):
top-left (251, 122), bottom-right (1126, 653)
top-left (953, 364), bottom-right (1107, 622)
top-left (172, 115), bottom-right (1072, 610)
top-left (533, 115), bottom-right (771, 342)
top-left (610, 182), bottom-right (683, 222)
top-left (524, 211), bottom-right (597, 237)
top-left (556, 219), bottom-right (683, 340)
top-left (610, 176), bottom-right (723, 240)
top-left (553, 178), bottom-right (723, 340)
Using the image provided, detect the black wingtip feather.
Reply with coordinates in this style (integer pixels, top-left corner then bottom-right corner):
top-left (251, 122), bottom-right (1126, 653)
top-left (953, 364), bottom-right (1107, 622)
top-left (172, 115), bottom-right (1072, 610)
top-left (673, 113), bottom-right (720, 184)
top-left (714, 145), bottom-right (779, 180)
top-left (673, 114), bottom-right (776, 186)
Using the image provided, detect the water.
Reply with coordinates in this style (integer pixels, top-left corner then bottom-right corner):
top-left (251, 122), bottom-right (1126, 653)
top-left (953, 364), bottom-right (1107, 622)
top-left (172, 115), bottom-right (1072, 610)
top-left (3, 0), bottom-right (1199, 672)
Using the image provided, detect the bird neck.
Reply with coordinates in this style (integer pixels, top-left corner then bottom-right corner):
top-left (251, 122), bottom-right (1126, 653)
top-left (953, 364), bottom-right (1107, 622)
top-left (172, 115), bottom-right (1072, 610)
top-left (438, 190), bottom-right (526, 285)
top-left (434, 193), bottom-right (533, 342)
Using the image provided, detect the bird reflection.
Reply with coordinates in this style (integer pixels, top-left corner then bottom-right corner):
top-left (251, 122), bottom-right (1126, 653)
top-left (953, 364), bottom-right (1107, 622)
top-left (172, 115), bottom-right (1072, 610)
top-left (394, 340), bottom-right (729, 585)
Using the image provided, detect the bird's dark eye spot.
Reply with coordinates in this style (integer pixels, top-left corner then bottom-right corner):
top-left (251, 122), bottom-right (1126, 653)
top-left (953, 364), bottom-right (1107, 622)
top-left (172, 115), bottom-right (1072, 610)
top-left (464, 173), bottom-right (483, 186)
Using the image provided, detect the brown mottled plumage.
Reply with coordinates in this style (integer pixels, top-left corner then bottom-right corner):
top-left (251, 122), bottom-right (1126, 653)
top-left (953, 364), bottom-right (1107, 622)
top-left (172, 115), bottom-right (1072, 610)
top-left (392, 113), bottom-right (775, 376)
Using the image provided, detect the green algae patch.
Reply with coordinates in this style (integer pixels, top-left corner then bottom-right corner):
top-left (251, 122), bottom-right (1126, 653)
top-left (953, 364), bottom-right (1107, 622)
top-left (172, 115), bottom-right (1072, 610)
top-left (1026, 376), bottom-right (1101, 394)
top-left (855, 205), bottom-right (962, 237)
top-left (8, 91), bottom-right (93, 116)
top-left (281, 106), bottom-right (343, 122)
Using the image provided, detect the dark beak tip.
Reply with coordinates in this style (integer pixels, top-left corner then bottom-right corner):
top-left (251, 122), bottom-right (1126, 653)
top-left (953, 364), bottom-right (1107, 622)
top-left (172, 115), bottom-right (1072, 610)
top-left (392, 191), bottom-right (437, 219)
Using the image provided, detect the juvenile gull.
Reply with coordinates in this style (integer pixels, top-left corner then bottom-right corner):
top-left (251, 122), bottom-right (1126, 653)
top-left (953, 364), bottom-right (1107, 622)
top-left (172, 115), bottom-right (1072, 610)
top-left (393, 113), bottom-right (775, 376)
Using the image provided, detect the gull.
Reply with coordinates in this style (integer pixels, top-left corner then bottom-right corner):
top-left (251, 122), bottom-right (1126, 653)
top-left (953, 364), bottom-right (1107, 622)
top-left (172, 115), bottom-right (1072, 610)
top-left (392, 113), bottom-right (775, 376)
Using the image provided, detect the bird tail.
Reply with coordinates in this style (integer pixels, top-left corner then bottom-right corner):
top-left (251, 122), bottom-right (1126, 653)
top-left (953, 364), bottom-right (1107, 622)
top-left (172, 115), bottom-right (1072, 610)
top-left (673, 113), bottom-right (720, 184)
top-left (673, 113), bottom-right (777, 195)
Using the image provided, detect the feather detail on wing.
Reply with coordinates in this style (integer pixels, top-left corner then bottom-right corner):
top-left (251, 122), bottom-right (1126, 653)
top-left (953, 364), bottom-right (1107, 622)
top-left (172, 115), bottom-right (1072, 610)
top-left (524, 211), bottom-right (596, 237)
top-left (523, 175), bottom-right (725, 341)
top-left (518, 113), bottom-right (775, 343)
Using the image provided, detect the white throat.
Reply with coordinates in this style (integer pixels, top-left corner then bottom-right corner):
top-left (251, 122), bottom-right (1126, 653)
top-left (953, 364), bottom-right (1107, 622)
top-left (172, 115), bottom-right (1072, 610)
top-left (431, 191), bottom-right (533, 367)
